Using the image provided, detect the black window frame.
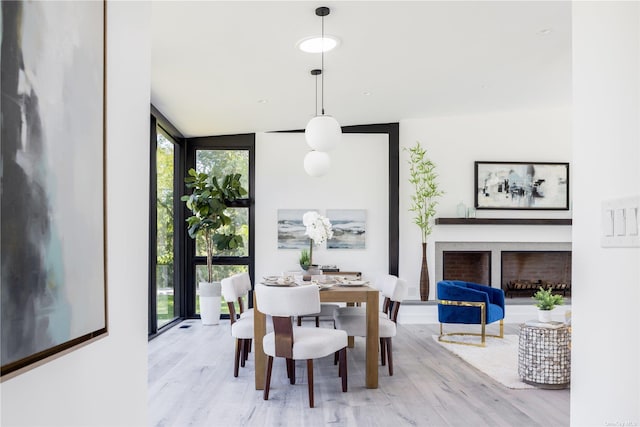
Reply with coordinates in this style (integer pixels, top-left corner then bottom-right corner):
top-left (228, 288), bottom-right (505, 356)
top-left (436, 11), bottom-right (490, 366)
top-left (149, 107), bottom-right (185, 338)
top-left (184, 134), bottom-right (256, 318)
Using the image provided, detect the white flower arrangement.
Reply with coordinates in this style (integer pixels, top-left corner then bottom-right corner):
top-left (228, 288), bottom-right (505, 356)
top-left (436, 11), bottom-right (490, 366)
top-left (301, 211), bottom-right (333, 268)
top-left (303, 211), bottom-right (333, 245)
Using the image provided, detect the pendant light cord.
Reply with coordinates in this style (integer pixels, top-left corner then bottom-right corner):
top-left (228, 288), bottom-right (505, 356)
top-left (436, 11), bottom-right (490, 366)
top-left (315, 72), bottom-right (318, 117)
top-left (321, 13), bottom-right (325, 115)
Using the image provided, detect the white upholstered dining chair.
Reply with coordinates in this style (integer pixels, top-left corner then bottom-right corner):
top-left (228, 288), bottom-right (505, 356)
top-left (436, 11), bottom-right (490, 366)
top-left (255, 283), bottom-right (348, 408)
top-left (221, 275), bottom-right (254, 377)
top-left (333, 275), bottom-right (407, 375)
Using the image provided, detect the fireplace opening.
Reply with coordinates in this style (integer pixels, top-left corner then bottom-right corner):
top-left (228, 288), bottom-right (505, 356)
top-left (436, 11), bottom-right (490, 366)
top-left (501, 251), bottom-right (571, 298)
top-left (443, 251), bottom-right (491, 285)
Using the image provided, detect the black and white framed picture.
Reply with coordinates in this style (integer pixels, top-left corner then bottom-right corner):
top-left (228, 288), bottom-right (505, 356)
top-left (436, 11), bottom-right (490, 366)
top-left (475, 161), bottom-right (569, 210)
top-left (1, 1), bottom-right (107, 378)
top-left (327, 209), bottom-right (366, 249)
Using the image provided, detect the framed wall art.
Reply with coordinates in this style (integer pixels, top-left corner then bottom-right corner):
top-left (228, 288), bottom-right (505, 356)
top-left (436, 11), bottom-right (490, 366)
top-left (277, 209), bottom-right (315, 249)
top-left (475, 161), bottom-right (569, 210)
top-left (1, 1), bottom-right (107, 378)
top-left (327, 209), bottom-right (367, 249)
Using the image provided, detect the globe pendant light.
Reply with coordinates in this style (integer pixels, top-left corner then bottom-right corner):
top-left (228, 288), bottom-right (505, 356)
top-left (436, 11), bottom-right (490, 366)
top-left (304, 6), bottom-right (341, 154)
top-left (303, 150), bottom-right (331, 177)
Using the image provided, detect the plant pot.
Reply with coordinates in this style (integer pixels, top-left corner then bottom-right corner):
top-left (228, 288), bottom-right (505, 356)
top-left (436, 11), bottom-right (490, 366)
top-left (199, 281), bottom-right (221, 325)
top-left (537, 309), bottom-right (552, 323)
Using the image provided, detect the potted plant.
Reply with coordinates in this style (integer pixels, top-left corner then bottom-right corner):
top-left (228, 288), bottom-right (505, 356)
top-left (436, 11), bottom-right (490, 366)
top-left (299, 248), bottom-right (311, 271)
top-left (533, 286), bottom-right (564, 322)
top-left (405, 141), bottom-right (443, 301)
top-left (181, 168), bottom-right (247, 325)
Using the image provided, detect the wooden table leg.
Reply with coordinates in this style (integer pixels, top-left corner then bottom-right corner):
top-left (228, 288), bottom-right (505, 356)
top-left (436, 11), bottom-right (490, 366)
top-left (253, 292), bottom-right (266, 390)
top-left (365, 290), bottom-right (379, 389)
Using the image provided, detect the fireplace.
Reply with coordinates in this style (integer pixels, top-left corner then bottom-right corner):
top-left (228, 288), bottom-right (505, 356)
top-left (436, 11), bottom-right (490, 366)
top-left (501, 251), bottom-right (571, 298)
top-left (443, 251), bottom-right (491, 284)
top-left (436, 242), bottom-right (572, 299)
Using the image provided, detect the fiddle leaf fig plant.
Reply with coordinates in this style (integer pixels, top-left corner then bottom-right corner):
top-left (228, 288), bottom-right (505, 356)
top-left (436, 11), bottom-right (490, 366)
top-left (181, 168), bottom-right (247, 283)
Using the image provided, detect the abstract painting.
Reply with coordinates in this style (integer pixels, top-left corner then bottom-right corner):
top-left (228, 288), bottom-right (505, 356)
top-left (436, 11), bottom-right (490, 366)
top-left (1, 1), bottom-right (106, 378)
top-left (475, 162), bottom-right (569, 210)
top-left (327, 210), bottom-right (366, 249)
top-left (277, 209), bottom-right (314, 249)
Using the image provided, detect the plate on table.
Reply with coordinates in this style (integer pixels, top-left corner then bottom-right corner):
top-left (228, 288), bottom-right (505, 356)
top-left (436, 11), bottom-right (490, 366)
top-left (261, 281), bottom-right (294, 287)
top-left (318, 284), bottom-right (334, 291)
top-left (339, 280), bottom-right (368, 287)
top-left (263, 276), bottom-right (280, 281)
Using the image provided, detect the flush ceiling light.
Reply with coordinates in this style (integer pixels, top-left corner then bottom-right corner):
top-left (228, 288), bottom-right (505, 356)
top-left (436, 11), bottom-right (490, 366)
top-left (297, 35), bottom-right (340, 53)
top-left (304, 6), bottom-right (341, 159)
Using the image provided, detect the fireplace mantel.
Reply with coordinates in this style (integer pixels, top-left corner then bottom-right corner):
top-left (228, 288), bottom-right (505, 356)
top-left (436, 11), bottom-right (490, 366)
top-left (435, 218), bottom-right (572, 226)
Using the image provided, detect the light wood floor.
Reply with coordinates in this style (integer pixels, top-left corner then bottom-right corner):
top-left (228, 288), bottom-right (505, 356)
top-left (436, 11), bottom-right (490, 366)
top-left (148, 320), bottom-right (569, 427)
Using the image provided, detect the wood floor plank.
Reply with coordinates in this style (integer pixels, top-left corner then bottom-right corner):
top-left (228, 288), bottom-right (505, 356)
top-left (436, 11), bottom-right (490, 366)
top-left (148, 320), bottom-right (569, 427)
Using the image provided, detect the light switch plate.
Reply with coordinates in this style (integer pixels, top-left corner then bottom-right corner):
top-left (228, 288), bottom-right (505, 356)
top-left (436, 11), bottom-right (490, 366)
top-left (601, 195), bottom-right (640, 247)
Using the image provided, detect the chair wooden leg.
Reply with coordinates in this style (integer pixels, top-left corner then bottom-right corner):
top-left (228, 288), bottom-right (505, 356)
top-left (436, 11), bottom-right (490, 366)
top-left (243, 339), bottom-right (250, 362)
top-left (264, 356), bottom-right (273, 401)
top-left (234, 338), bottom-right (241, 377)
top-left (340, 347), bottom-right (348, 392)
top-left (307, 359), bottom-right (314, 408)
top-left (297, 317), bottom-right (302, 326)
top-left (386, 338), bottom-right (394, 376)
top-left (315, 316), bottom-right (320, 327)
top-left (380, 338), bottom-right (387, 366)
top-left (286, 358), bottom-right (295, 384)
top-left (334, 351), bottom-right (339, 365)
top-left (240, 339), bottom-right (246, 367)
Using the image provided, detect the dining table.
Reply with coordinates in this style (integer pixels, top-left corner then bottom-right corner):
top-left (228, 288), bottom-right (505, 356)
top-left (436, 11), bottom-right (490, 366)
top-left (253, 281), bottom-right (380, 389)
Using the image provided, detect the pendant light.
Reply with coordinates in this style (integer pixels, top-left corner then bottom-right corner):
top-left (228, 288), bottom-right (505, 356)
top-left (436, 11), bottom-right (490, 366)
top-left (303, 150), bottom-right (331, 177)
top-left (304, 6), bottom-right (341, 153)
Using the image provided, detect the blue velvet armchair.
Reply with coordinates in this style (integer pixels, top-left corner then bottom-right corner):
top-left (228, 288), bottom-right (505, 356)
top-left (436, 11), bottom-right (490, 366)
top-left (437, 280), bottom-right (505, 347)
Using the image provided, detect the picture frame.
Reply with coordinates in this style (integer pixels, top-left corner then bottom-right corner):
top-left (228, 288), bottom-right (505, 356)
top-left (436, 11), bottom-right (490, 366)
top-left (474, 161), bottom-right (569, 210)
top-left (277, 209), bottom-right (315, 249)
top-left (327, 209), bottom-right (367, 249)
top-left (1, 1), bottom-right (107, 379)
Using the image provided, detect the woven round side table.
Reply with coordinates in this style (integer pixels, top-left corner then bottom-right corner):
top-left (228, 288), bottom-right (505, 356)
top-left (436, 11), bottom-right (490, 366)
top-left (518, 321), bottom-right (571, 389)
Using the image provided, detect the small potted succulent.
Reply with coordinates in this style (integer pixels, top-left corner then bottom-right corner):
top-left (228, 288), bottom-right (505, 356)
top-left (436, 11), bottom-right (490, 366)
top-left (533, 286), bottom-right (564, 322)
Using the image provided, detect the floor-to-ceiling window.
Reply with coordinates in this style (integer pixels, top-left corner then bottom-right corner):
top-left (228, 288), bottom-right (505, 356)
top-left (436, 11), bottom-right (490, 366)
top-left (149, 112), bottom-right (254, 334)
top-left (149, 111), bottom-right (184, 337)
top-left (155, 130), bottom-right (177, 327)
top-left (185, 135), bottom-right (255, 318)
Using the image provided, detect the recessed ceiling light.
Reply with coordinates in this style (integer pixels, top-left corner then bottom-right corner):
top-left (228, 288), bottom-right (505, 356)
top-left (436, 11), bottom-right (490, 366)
top-left (297, 35), bottom-right (340, 53)
top-left (257, 99), bottom-right (268, 104)
top-left (363, 91), bottom-right (372, 96)
top-left (538, 28), bottom-right (553, 36)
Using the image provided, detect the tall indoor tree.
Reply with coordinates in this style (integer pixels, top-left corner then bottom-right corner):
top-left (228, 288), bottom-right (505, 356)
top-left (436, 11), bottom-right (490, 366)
top-left (406, 141), bottom-right (443, 301)
top-left (181, 168), bottom-right (247, 324)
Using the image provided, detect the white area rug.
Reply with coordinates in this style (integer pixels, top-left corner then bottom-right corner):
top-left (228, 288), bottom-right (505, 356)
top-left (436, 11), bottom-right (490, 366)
top-left (432, 334), bottom-right (534, 389)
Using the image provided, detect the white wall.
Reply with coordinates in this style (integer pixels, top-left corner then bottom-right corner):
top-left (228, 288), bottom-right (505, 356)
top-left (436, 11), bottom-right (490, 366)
top-left (1, 3), bottom-right (150, 426)
top-left (399, 107), bottom-right (572, 299)
top-left (255, 132), bottom-right (389, 282)
top-left (571, 2), bottom-right (640, 426)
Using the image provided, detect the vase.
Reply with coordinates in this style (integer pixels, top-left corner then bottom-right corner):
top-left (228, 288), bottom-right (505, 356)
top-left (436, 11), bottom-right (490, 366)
top-left (420, 242), bottom-right (429, 301)
top-left (537, 309), bottom-right (552, 323)
top-left (199, 281), bottom-right (221, 325)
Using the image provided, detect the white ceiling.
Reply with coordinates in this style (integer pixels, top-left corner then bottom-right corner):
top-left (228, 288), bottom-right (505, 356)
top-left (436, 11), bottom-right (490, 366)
top-left (150, 1), bottom-right (571, 138)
